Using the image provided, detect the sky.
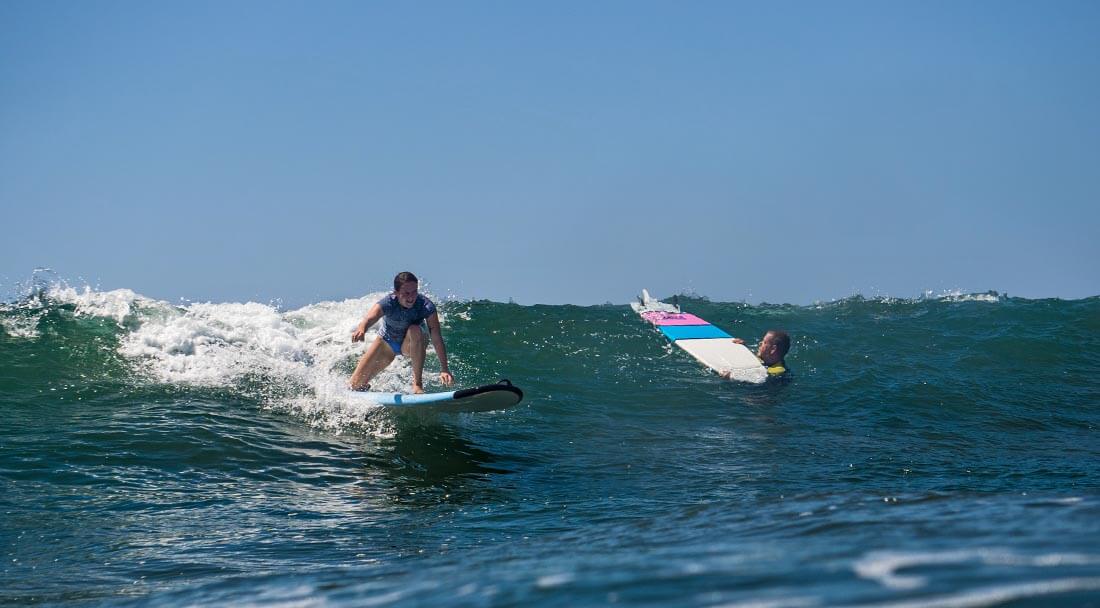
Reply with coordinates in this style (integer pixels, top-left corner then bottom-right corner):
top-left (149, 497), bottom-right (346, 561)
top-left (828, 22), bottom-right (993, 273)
top-left (2, 1), bottom-right (1098, 307)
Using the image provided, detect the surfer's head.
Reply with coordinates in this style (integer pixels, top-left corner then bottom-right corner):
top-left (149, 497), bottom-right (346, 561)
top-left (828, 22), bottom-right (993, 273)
top-left (758, 330), bottom-right (790, 366)
top-left (393, 271), bottom-right (419, 309)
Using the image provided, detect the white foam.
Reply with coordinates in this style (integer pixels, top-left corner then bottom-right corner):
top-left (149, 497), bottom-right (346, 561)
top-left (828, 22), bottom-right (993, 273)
top-left (851, 577), bottom-right (1100, 608)
top-left (710, 598), bottom-right (819, 608)
top-left (2, 284), bottom-right (155, 338)
top-left (854, 548), bottom-right (1100, 590)
top-left (535, 572), bottom-right (575, 589)
top-left (934, 290), bottom-right (1002, 303)
top-left (118, 300), bottom-right (318, 386)
top-left (0, 299), bottom-right (44, 339)
top-left (48, 285), bottom-right (151, 325)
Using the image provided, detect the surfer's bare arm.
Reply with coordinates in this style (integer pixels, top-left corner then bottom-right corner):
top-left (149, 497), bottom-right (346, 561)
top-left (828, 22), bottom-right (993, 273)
top-left (352, 303), bottom-right (383, 342)
top-left (425, 312), bottom-right (453, 386)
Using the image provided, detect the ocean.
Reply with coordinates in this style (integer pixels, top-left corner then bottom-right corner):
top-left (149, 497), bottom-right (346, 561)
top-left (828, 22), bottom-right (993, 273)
top-left (2, 285), bottom-right (1098, 607)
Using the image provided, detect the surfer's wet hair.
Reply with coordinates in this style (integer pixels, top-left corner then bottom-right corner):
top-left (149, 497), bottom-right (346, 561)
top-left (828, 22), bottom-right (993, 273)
top-left (768, 330), bottom-right (791, 357)
top-left (394, 271), bottom-right (418, 292)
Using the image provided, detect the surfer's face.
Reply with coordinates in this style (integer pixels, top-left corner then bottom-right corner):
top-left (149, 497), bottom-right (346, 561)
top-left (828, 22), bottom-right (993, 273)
top-left (396, 281), bottom-right (419, 309)
top-left (757, 333), bottom-right (781, 365)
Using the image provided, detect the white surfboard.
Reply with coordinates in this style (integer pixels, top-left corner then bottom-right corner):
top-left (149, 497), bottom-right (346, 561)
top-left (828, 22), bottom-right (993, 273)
top-left (346, 380), bottom-right (524, 413)
top-left (633, 290), bottom-right (767, 384)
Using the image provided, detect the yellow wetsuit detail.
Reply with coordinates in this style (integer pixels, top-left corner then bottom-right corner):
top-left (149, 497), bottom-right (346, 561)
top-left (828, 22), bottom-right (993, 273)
top-left (756, 356), bottom-right (788, 376)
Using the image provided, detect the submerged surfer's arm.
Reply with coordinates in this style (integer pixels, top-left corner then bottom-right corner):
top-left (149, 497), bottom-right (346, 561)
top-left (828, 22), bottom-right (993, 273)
top-left (351, 303), bottom-right (384, 342)
top-left (425, 312), bottom-right (453, 386)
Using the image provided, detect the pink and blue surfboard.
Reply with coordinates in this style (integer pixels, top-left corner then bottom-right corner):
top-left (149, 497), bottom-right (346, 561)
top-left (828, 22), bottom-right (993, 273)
top-left (633, 291), bottom-right (767, 384)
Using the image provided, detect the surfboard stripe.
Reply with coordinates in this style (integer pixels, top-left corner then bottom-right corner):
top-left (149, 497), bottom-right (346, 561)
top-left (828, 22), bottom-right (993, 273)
top-left (658, 324), bottom-right (731, 341)
top-left (355, 390), bottom-right (458, 406)
top-left (641, 312), bottom-right (709, 326)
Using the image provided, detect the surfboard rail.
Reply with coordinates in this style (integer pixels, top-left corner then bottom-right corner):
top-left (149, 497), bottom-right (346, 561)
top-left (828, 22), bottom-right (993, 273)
top-left (347, 379), bottom-right (524, 412)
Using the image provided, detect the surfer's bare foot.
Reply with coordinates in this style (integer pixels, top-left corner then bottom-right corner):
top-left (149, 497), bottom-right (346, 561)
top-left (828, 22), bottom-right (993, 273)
top-left (411, 384), bottom-right (425, 394)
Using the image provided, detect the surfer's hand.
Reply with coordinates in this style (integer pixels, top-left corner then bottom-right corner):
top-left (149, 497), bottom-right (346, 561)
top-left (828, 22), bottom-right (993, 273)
top-left (351, 326), bottom-right (366, 342)
top-left (732, 338), bottom-right (744, 344)
top-left (439, 371), bottom-right (454, 386)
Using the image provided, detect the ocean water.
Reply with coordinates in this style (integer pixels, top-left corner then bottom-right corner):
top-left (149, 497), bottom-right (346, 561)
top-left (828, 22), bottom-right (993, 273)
top-left (1, 284), bottom-right (1098, 607)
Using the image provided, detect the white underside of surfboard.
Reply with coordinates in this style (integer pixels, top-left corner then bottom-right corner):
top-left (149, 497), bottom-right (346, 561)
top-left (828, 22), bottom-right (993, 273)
top-left (675, 339), bottom-right (768, 384)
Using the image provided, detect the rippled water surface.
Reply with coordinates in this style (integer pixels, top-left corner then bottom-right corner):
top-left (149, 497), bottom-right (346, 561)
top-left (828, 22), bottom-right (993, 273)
top-left (2, 288), bottom-right (1098, 606)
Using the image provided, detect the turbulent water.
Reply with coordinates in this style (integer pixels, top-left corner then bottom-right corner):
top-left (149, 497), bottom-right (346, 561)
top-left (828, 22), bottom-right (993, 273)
top-left (1, 284), bottom-right (1098, 607)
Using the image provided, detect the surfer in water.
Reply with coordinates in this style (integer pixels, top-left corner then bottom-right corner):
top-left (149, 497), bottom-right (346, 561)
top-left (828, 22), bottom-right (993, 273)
top-left (729, 330), bottom-right (790, 378)
top-left (350, 271), bottom-right (454, 393)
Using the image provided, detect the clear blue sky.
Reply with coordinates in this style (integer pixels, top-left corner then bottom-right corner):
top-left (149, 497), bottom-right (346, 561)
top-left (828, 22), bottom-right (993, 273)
top-left (2, 1), bottom-right (1098, 307)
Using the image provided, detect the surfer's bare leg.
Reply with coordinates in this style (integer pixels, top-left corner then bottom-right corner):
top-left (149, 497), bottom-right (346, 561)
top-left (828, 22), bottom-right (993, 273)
top-left (350, 337), bottom-right (396, 390)
top-left (402, 324), bottom-right (427, 394)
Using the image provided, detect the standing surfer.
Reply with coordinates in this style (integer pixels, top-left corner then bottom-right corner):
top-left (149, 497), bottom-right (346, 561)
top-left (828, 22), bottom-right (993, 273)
top-left (350, 272), bottom-right (454, 393)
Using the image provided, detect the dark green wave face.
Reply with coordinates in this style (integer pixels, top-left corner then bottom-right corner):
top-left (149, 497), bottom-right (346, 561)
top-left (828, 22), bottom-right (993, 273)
top-left (2, 290), bottom-right (1099, 606)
